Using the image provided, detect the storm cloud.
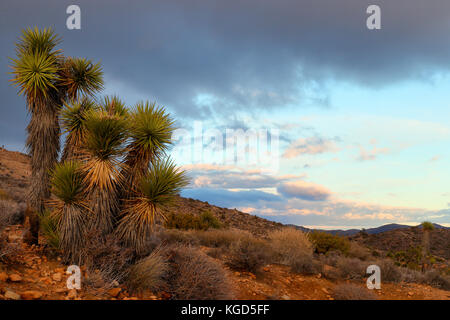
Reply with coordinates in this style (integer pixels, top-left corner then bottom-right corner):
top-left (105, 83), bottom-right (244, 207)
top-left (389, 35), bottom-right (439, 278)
top-left (2, 0), bottom-right (450, 149)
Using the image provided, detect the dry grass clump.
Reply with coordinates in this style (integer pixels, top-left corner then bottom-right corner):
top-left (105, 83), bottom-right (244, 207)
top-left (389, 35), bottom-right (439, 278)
top-left (332, 284), bottom-right (378, 300)
top-left (195, 228), bottom-right (249, 248)
top-left (0, 198), bottom-right (26, 225)
top-left (127, 249), bottom-right (168, 293)
top-left (226, 236), bottom-right (269, 273)
top-left (422, 270), bottom-right (450, 291)
top-left (80, 231), bottom-right (134, 288)
top-left (377, 259), bottom-right (402, 283)
top-left (0, 200), bottom-right (21, 262)
top-left (348, 242), bottom-right (371, 261)
top-left (330, 256), bottom-right (367, 280)
top-left (268, 228), bottom-right (317, 274)
top-left (163, 245), bottom-right (235, 300)
top-left (164, 210), bottom-right (222, 231)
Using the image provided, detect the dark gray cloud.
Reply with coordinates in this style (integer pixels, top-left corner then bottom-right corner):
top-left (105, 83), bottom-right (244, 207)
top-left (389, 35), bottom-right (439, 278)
top-left (2, 0), bottom-right (450, 150)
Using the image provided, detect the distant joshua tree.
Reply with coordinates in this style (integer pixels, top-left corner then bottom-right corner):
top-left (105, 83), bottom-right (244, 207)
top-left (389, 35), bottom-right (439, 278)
top-left (420, 221), bottom-right (435, 271)
top-left (9, 27), bottom-right (103, 244)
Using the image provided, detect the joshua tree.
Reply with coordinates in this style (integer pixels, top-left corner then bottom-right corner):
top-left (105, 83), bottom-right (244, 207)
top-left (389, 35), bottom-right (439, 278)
top-left (10, 27), bottom-right (103, 244)
top-left (82, 109), bottom-right (128, 234)
top-left (116, 159), bottom-right (188, 255)
top-left (121, 101), bottom-right (175, 199)
top-left (60, 97), bottom-right (97, 161)
top-left (421, 221), bottom-right (435, 271)
top-left (49, 161), bottom-right (87, 263)
top-left (9, 27), bottom-right (61, 244)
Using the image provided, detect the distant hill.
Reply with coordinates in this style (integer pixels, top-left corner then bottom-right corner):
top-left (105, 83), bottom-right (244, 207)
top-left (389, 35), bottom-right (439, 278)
top-left (288, 223), bottom-right (448, 236)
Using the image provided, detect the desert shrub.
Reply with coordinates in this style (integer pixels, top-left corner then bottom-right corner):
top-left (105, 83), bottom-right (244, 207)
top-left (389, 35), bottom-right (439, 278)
top-left (387, 246), bottom-right (422, 270)
top-left (226, 236), bottom-right (269, 273)
top-left (163, 245), bottom-right (235, 299)
top-left (310, 231), bottom-right (350, 255)
top-left (155, 228), bottom-right (200, 246)
top-left (400, 268), bottom-right (425, 284)
top-left (334, 257), bottom-right (367, 280)
top-left (422, 270), bottom-right (450, 291)
top-left (164, 210), bottom-right (222, 231)
top-left (348, 242), bottom-right (371, 261)
top-left (0, 202), bottom-right (21, 262)
top-left (38, 210), bottom-right (60, 250)
top-left (0, 199), bottom-right (25, 225)
top-left (80, 230), bottom-right (134, 288)
top-left (268, 228), bottom-right (317, 274)
top-left (127, 249), bottom-right (168, 292)
top-left (195, 228), bottom-right (249, 248)
top-left (377, 259), bottom-right (402, 283)
top-left (332, 284), bottom-right (378, 300)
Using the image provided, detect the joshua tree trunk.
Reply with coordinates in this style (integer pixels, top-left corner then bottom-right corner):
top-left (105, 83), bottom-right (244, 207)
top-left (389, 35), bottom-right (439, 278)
top-left (25, 99), bottom-right (60, 244)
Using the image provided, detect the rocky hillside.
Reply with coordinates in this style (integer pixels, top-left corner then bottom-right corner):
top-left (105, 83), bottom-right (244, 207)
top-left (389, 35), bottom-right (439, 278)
top-left (351, 227), bottom-right (450, 260)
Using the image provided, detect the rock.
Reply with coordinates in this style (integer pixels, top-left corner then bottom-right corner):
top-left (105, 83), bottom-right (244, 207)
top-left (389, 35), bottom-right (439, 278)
top-left (281, 295), bottom-right (291, 300)
top-left (5, 290), bottom-right (21, 300)
top-left (316, 273), bottom-right (322, 279)
top-left (67, 289), bottom-right (77, 299)
top-left (108, 287), bottom-right (122, 297)
top-left (21, 290), bottom-right (43, 300)
top-left (263, 267), bottom-right (270, 272)
top-left (0, 272), bottom-right (8, 282)
top-left (52, 273), bottom-right (62, 282)
top-left (407, 291), bottom-right (414, 296)
top-left (321, 288), bottom-right (329, 294)
top-left (234, 271), bottom-right (241, 277)
top-left (8, 274), bottom-right (22, 282)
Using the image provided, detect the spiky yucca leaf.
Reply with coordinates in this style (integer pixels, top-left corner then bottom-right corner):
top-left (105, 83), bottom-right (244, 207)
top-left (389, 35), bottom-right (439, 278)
top-left (84, 110), bottom-right (128, 162)
top-left (82, 110), bottom-right (127, 234)
top-left (9, 51), bottom-right (59, 105)
top-left (60, 97), bottom-right (97, 161)
top-left (59, 57), bottom-right (104, 100)
top-left (127, 102), bottom-right (174, 163)
top-left (116, 159), bottom-right (189, 254)
top-left (121, 102), bottom-right (175, 198)
top-left (49, 161), bottom-right (87, 262)
top-left (100, 95), bottom-right (129, 118)
top-left (15, 27), bottom-right (61, 57)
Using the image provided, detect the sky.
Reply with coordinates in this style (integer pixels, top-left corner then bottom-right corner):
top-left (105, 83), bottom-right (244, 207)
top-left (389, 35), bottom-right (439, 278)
top-left (1, 0), bottom-right (449, 229)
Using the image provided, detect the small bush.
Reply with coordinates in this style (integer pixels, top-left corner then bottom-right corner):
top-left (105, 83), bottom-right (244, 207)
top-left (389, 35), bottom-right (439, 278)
top-left (422, 270), bottom-right (450, 291)
top-left (334, 257), bottom-right (367, 280)
top-left (195, 228), bottom-right (249, 248)
top-left (0, 201), bottom-right (21, 262)
top-left (226, 236), bottom-right (269, 273)
top-left (310, 231), bottom-right (350, 255)
top-left (163, 245), bottom-right (235, 299)
top-left (80, 231), bottom-right (134, 288)
top-left (377, 259), bottom-right (402, 283)
top-left (348, 242), bottom-right (371, 261)
top-left (164, 210), bottom-right (222, 231)
top-left (268, 228), bottom-right (317, 274)
top-left (0, 199), bottom-right (25, 225)
top-left (333, 284), bottom-right (378, 300)
top-left (128, 249), bottom-right (168, 292)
